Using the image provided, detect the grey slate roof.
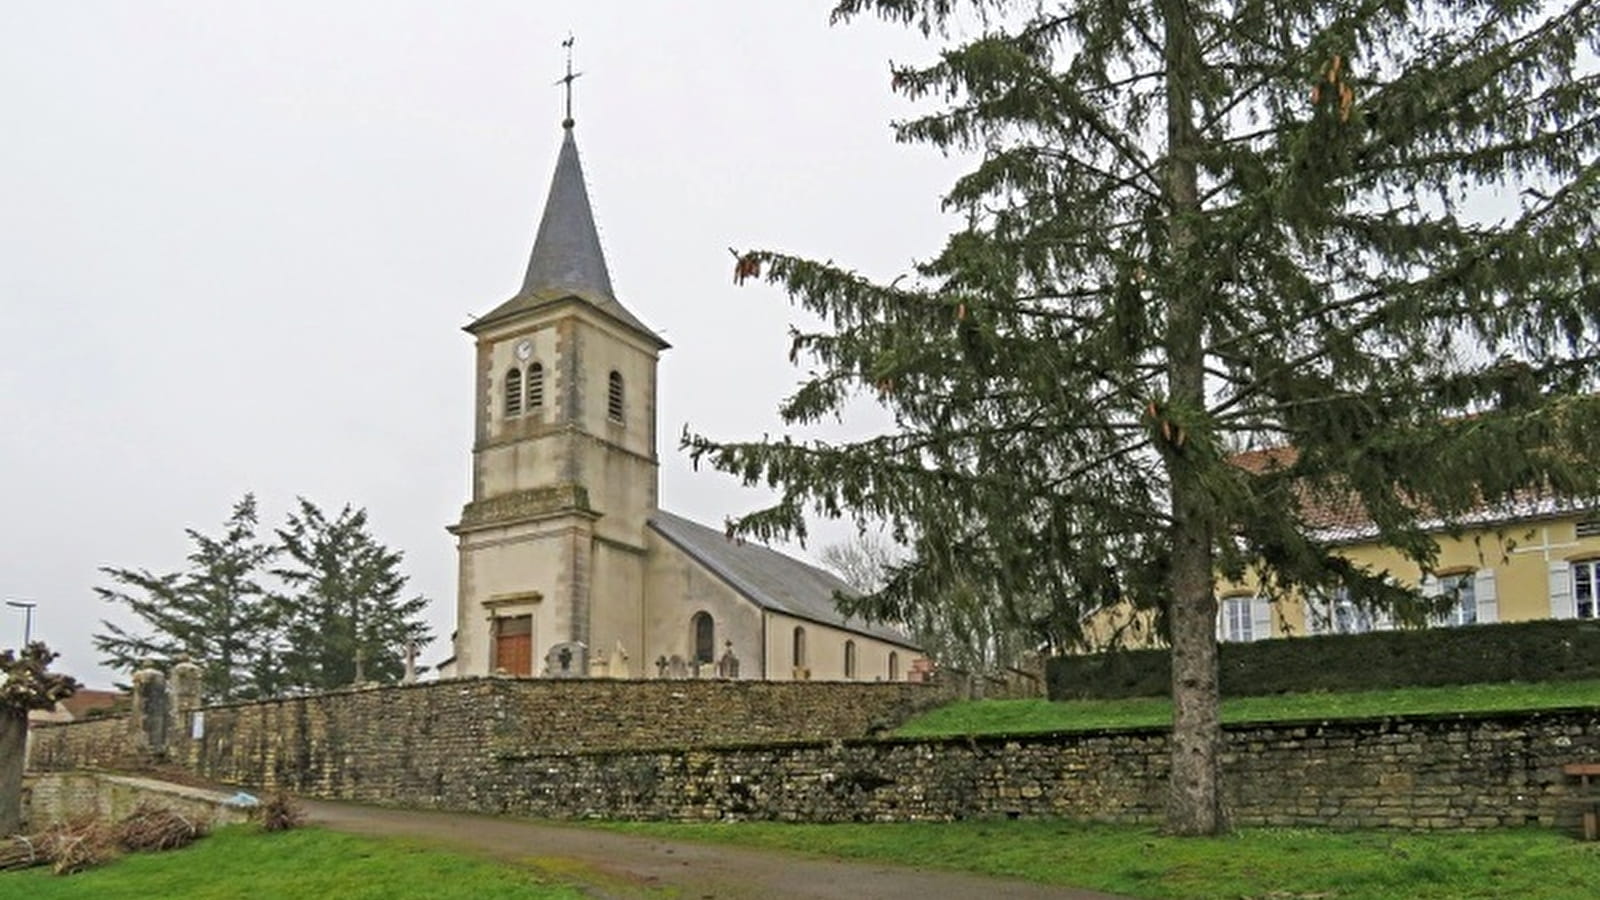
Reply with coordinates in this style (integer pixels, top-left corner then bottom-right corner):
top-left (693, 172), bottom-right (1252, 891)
top-left (650, 509), bottom-right (918, 649)
top-left (471, 125), bottom-right (666, 347)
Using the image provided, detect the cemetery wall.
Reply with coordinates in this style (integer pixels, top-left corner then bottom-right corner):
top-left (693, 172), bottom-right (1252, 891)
top-left (27, 680), bottom-right (1600, 832)
top-left (30, 676), bottom-right (948, 772)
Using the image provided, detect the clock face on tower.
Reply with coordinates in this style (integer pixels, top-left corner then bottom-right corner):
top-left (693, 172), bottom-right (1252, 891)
top-left (514, 339), bottom-right (533, 361)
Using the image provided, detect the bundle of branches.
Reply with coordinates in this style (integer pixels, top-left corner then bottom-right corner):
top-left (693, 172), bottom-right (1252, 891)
top-left (115, 802), bottom-right (206, 852)
top-left (0, 833), bottom-right (48, 872)
top-left (258, 792), bottom-right (305, 832)
top-left (45, 820), bottom-right (118, 876)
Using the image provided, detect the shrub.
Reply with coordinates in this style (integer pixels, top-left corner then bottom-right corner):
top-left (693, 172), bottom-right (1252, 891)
top-left (1047, 619), bottom-right (1600, 700)
top-left (258, 792), bottom-right (305, 832)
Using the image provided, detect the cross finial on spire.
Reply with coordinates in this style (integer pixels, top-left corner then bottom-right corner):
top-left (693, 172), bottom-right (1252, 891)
top-left (558, 34), bottom-right (581, 129)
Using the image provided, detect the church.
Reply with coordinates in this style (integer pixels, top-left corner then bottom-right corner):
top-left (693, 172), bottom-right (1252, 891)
top-left (436, 115), bottom-right (919, 682)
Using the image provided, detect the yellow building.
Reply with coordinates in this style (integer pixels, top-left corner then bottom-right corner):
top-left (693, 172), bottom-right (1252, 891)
top-left (1214, 447), bottom-right (1600, 644)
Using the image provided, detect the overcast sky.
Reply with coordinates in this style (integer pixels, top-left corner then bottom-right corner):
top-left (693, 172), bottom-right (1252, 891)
top-left (0, 1), bottom-right (973, 687)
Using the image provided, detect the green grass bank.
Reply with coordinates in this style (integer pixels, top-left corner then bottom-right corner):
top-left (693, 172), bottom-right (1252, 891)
top-left (897, 678), bottom-right (1600, 737)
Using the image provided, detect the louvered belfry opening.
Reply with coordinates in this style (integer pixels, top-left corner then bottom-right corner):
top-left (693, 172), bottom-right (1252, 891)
top-left (527, 362), bottom-right (545, 412)
top-left (607, 370), bottom-right (624, 423)
top-left (504, 367), bottom-right (524, 417)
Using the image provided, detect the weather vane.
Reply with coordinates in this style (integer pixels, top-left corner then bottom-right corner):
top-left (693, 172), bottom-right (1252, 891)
top-left (557, 34), bottom-right (581, 128)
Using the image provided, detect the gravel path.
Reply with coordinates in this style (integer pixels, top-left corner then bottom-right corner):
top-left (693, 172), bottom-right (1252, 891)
top-left (305, 799), bottom-right (1133, 900)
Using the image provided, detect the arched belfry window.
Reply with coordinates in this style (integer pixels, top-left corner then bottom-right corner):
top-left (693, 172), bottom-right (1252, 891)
top-left (844, 640), bottom-right (857, 679)
top-left (691, 611), bottom-right (715, 664)
top-left (792, 626), bottom-right (807, 669)
top-left (504, 367), bottom-right (523, 417)
top-left (607, 370), bottom-right (625, 424)
top-left (527, 362), bottom-right (545, 412)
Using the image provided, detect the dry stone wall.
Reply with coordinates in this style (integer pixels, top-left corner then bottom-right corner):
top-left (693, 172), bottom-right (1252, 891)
top-left (30, 677), bottom-right (948, 781)
top-left (26, 714), bottom-right (131, 771)
top-left (398, 709), bottom-right (1599, 831)
top-left (27, 678), bottom-right (1600, 832)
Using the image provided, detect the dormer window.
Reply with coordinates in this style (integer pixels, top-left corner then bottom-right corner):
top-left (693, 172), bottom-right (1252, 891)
top-left (504, 367), bottom-right (523, 418)
top-left (607, 371), bottom-right (624, 424)
top-left (527, 362), bottom-right (545, 412)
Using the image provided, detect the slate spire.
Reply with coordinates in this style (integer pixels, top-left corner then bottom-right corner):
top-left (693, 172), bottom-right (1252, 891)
top-left (520, 123), bottom-right (616, 304)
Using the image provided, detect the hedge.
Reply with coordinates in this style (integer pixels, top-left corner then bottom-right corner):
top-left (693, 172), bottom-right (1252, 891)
top-left (1046, 618), bottom-right (1600, 700)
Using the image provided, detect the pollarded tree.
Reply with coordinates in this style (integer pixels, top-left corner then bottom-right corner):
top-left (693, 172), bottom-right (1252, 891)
top-left (1, 643), bottom-right (80, 834)
top-left (273, 499), bottom-right (432, 691)
top-left (688, 0), bottom-right (1600, 833)
top-left (95, 495), bottom-right (280, 702)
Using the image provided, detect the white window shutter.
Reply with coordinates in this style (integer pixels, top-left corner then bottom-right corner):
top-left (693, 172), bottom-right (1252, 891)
top-left (1550, 561), bottom-right (1575, 619)
top-left (1251, 596), bottom-right (1273, 642)
top-left (1474, 568), bottom-right (1498, 623)
top-left (1215, 598), bottom-right (1225, 641)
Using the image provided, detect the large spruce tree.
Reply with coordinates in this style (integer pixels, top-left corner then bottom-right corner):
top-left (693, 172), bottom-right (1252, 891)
top-left (273, 499), bottom-right (432, 691)
top-left (687, 0), bottom-right (1600, 833)
top-left (95, 495), bottom-right (279, 703)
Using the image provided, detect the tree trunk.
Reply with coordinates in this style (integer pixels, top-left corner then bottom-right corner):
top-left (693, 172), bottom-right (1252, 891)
top-left (1161, 0), bottom-right (1225, 836)
top-left (1165, 479), bottom-right (1225, 834)
top-left (0, 708), bottom-right (27, 836)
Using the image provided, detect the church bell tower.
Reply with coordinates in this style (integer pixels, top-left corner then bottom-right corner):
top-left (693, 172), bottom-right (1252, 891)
top-left (448, 100), bottom-right (668, 678)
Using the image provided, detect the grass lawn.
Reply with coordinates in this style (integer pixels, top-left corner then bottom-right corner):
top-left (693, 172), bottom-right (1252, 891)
top-left (0, 826), bottom-right (585, 900)
top-left (602, 819), bottom-right (1600, 900)
top-left (895, 679), bottom-right (1600, 737)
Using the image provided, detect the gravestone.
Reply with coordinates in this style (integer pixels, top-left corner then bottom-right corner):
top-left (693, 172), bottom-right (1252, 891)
top-left (588, 648), bottom-right (610, 678)
top-left (716, 642), bottom-right (741, 679)
top-left (544, 642), bottom-right (587, 678)
top-left (654, 655), bottom-right (669, 678)
top-left (402, 640), bottom-right (418, 685)
top-left (666, 654), bottom-right (689, 679)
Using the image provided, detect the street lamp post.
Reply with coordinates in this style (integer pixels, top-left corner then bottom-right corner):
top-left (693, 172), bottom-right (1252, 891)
top-left (4, 600), bottom-right (36, 645)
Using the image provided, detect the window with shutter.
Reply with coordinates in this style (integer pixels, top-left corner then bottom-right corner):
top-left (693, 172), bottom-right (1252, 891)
top-left (1573, 560), bottom-right (1599, 619)
top-left (1307, 587), bottom-right (1378, 635)
top-left (1435, 572), bottom-right (1477, 626)
top-left (1220, 595), bottom-right (1255, 642)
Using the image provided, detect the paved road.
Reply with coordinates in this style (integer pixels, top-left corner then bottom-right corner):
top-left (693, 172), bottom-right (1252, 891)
top-left (306, 800), bottom-right (1132, 900)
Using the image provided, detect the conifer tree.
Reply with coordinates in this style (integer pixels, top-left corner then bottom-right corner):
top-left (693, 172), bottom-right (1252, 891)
top-left (94, 495), bottom-right (279, 702)
top-left (273, 499), bottom-right (431, 690)
top-left (688, 0), bottom-right (1600, 833)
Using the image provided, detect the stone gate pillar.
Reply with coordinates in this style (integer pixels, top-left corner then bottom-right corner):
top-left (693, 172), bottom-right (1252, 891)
top-left (168, 656), bottom-right (202, 761)
top-left (130, 662), bottom-right (169, 758)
